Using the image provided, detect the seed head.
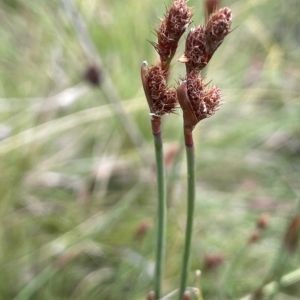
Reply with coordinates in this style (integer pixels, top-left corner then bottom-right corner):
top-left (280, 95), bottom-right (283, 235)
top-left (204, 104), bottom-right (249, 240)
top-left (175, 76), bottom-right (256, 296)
top-left (204, 7), bottom-right (232, 55)
top-left (151, 0), bottom-right (192, 65)
top-left (186, 71), bottom-right (222, 122)
top-left (141, 63), bottom-right (177, 116)
top-left (179, 26), bottom-right (209, 73)
top-left (166, 0), bottom-right (192, 39)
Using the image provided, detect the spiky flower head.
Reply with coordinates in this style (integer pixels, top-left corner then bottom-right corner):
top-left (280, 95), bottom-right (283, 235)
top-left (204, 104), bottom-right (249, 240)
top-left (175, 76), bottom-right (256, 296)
top-left (151, 0), bottom-right (192, 67)
top-left (179, 7), bottom-right (232, 73)
top-left (187, 71), bottom-right (221, 122)
top-left (141, 62), bottom-right (177, 116)
top-left (204, 7), bottom-right (232, 55)
top-left (177, 72), bottom-right (221, 128)
top-left (179, 26), bottom-right (208, 73)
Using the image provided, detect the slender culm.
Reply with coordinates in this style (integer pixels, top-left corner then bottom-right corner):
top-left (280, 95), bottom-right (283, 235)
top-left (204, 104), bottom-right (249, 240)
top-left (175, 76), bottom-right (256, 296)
top-left (177, 7), bottom-right (232, 299)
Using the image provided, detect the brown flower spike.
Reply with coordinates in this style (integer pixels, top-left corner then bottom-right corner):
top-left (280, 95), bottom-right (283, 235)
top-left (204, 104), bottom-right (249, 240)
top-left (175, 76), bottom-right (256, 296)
top-left (177, 72), bottom-right (221, 128)
top-left (141, 62), bottom-right (177, 116)
top-left (179, 7), bottom-right (232, 73)
top-left (151, 0), bottom-right (192, 67)
top-left (142, 1), bottom-right (192, 119)
top-left (204, 7), bottom-right (232, 55)
top-left (179, 26), bottom-right (208, 73)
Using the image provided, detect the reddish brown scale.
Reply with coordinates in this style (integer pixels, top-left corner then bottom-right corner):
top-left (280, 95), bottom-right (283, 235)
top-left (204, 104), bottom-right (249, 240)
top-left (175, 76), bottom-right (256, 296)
top-left (204, 7), bottom-right (232, 55)
top-left (146, 65), bottom-right (177, 115)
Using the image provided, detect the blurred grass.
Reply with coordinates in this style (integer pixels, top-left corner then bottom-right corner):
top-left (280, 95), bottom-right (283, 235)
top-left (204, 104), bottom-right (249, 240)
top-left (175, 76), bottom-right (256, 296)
top-left (0, 0), bottom-right (300, 299)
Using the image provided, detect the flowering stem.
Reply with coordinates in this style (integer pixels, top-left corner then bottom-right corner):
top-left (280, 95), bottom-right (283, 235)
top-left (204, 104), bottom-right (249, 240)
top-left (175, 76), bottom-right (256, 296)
top-left (178, 126), bottom-right (195, 300)
top-left (151, 116), bottom-right (166, 300)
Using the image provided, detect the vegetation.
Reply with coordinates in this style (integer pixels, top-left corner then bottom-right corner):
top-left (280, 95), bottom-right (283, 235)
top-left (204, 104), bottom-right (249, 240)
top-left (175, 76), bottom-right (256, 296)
top-left (0, 0), bottom-right (300, 299)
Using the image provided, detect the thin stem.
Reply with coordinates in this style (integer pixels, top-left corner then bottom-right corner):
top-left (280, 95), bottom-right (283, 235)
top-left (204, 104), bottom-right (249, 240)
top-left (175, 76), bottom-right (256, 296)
top-left (166, 140), bottom-right (184, 207)
top-left (178, 127), bottom-right (195, 300)
top-left (151, 117), bottom-right (166, 300)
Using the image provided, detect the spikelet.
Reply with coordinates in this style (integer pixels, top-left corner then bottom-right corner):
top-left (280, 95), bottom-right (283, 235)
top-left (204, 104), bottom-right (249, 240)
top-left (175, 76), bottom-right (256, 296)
top-left (179, 26), bottom-right (208, 73)
top-left (177, 72), bottom-right (222, 127)
top-left (186, 71), bottom-right (222, 122)
top-left (179, 7), bottom-right (232, 73)
top-left (151, 0), bottom-right (192, 66)
top-left (141, 63), bottom-right (177, 116)
top-left (204, 7), bottom-right (232, 55)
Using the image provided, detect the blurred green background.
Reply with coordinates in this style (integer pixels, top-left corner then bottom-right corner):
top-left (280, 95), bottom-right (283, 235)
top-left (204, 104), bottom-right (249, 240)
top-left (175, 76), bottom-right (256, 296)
top-left (0, 0), bottom-right (300, 299)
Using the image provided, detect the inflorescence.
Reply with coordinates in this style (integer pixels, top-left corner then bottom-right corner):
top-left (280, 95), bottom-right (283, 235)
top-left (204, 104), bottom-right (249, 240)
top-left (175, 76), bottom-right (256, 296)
top-left (141, 0), bottom-right (232, 124)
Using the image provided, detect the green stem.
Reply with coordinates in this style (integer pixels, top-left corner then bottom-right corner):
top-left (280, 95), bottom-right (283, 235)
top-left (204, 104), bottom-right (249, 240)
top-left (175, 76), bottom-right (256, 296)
top-left (152, 117), bottom-right (166, 300)
top-left (166, 141), bottom-right (184, 207)
top-left (178, 127), bottom-right (195, 300)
